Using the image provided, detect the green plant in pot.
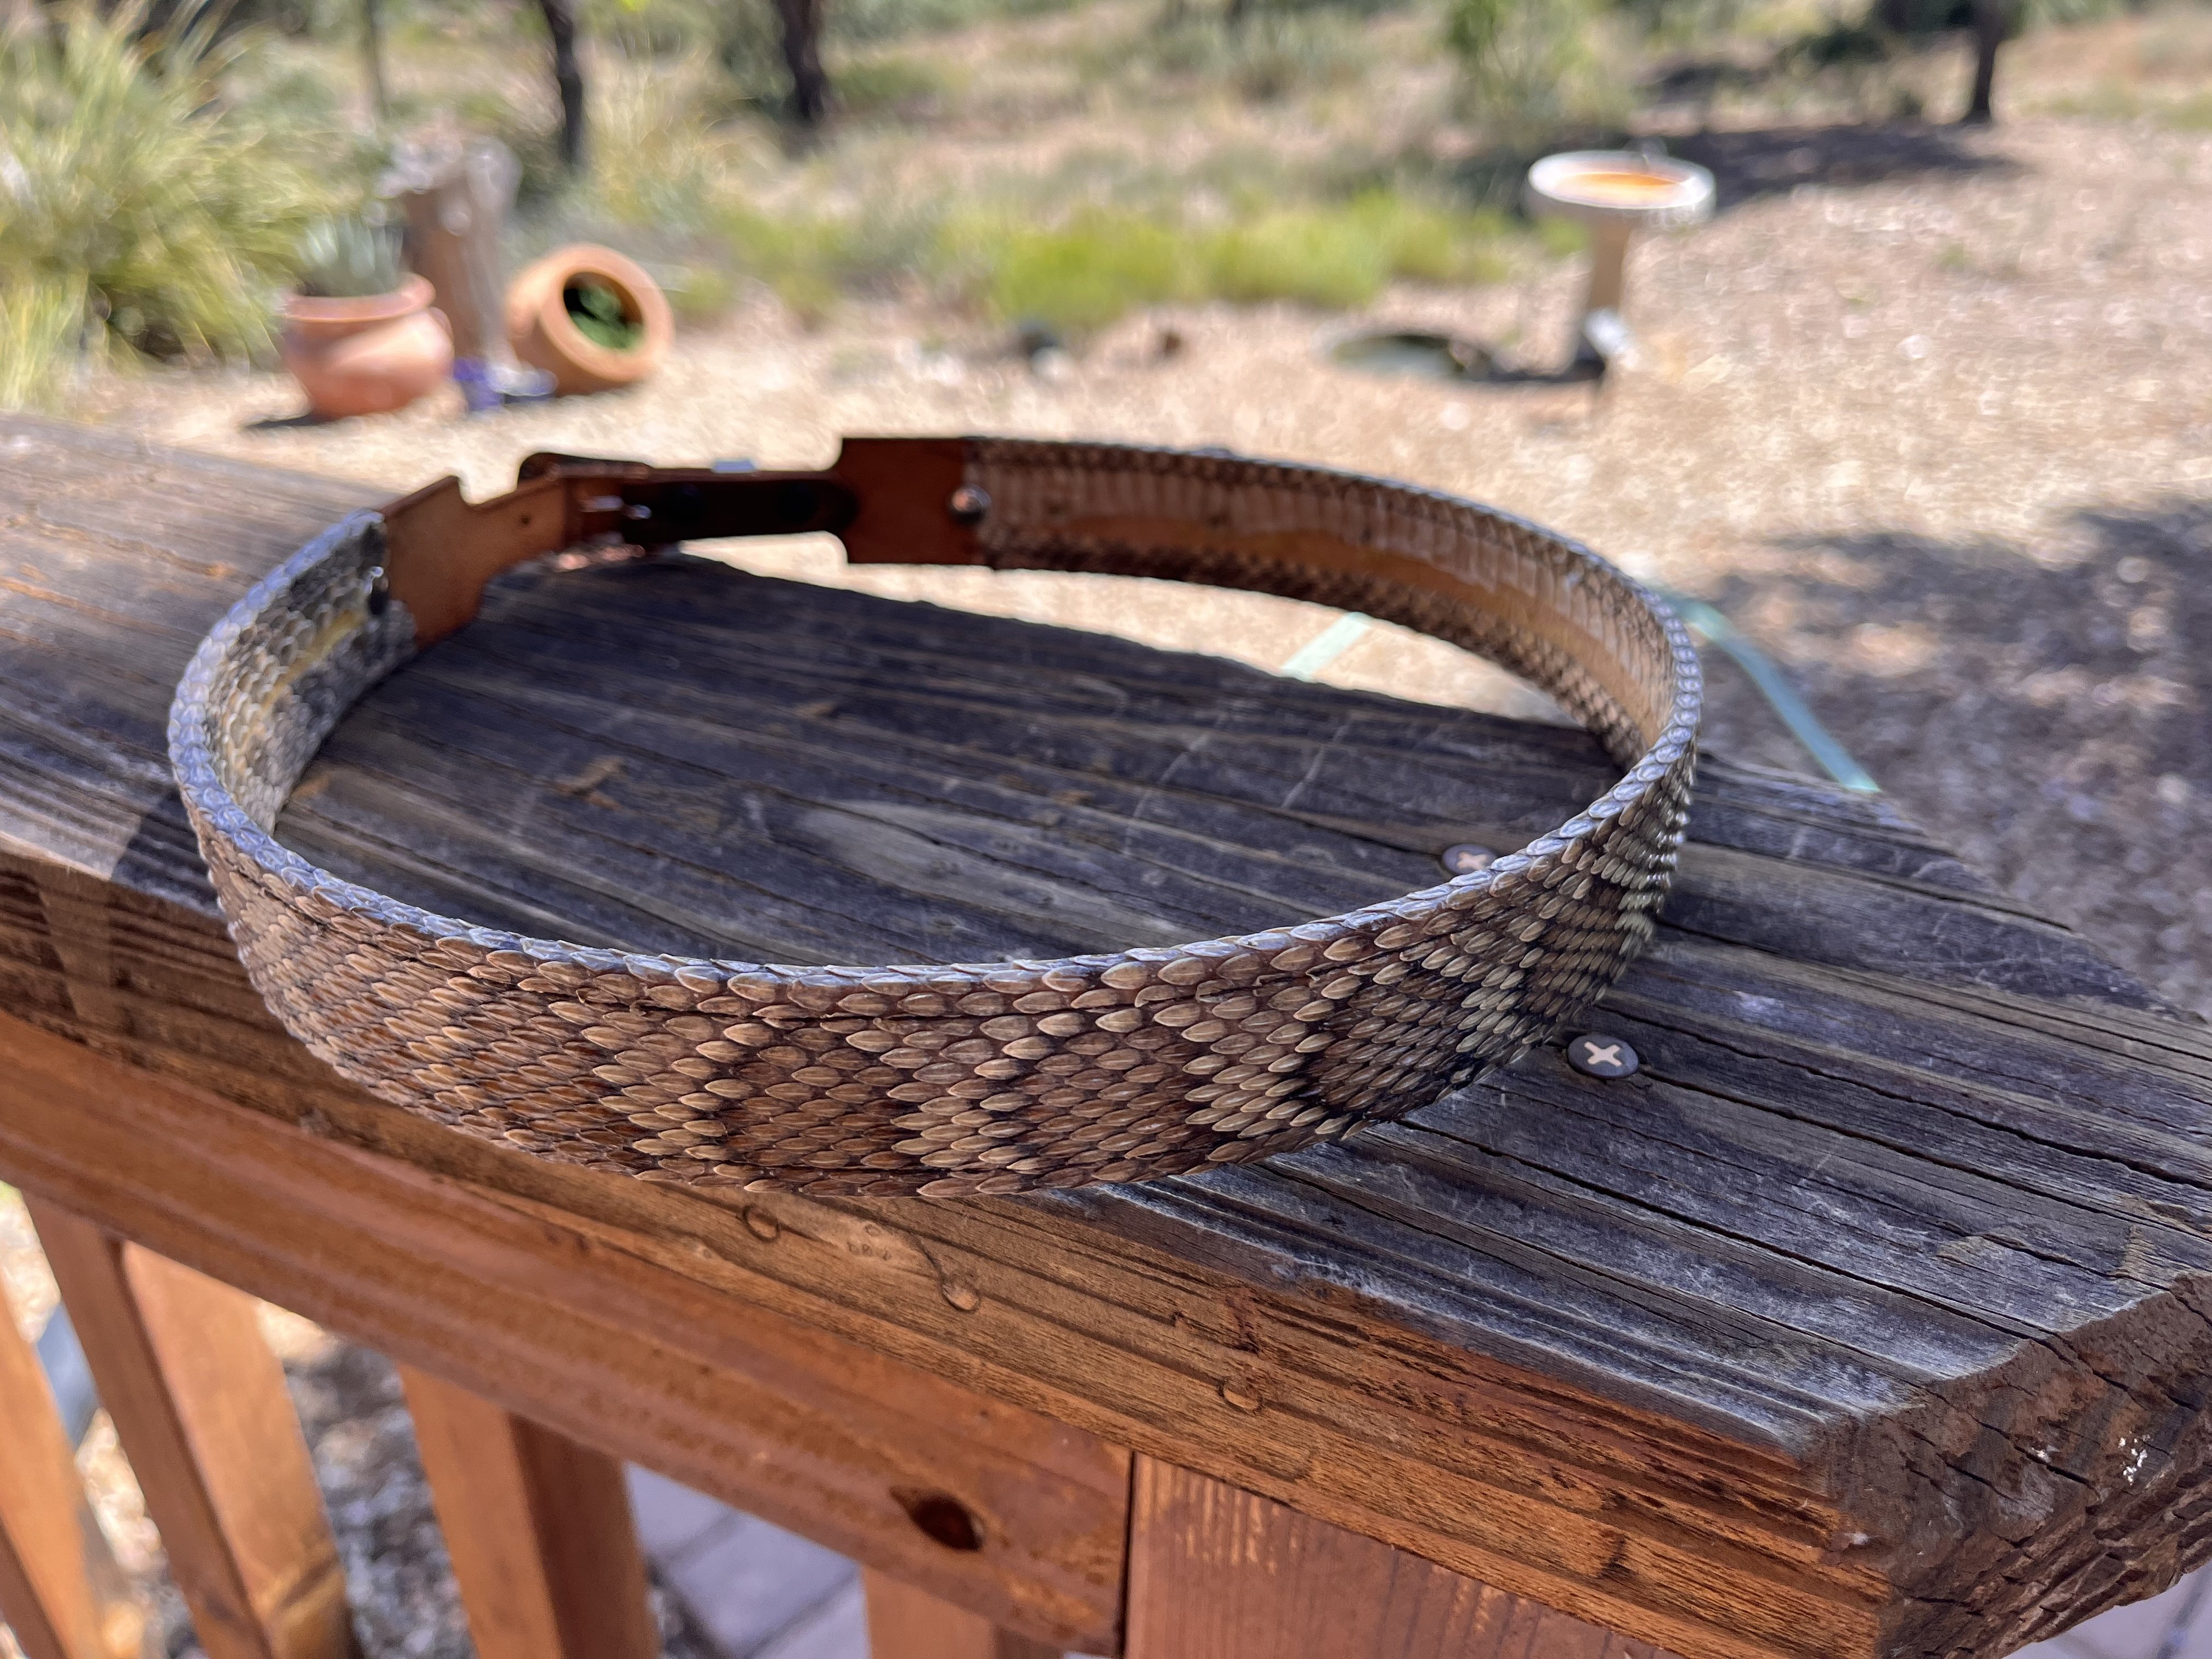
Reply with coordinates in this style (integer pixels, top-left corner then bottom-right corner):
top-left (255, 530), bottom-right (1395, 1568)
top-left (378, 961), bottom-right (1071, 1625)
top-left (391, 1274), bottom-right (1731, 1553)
top-left (296, 217), bottom-right (407, 301)
top-left (280, 213), bottom-right (453, 420)
top-left (563, 279), bottom-right (644, 351)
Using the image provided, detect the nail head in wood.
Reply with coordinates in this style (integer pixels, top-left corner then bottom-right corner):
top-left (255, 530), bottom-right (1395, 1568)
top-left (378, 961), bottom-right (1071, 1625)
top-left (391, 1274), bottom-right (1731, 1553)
top-left (947, 485), bottom-right (991, 525)
top-left (1566, 1034), bottom-right (1639, 1078)
top-left (1440, 843), bottom-right (1496, 876)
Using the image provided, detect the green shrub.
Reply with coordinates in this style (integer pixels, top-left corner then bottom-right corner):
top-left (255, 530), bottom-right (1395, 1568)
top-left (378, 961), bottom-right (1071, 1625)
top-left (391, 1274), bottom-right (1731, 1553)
top-left (583, 0), bottom-right (730, 57)
top-left (0, 276), bottom-right (87, 411)
top-left (977, 211), bottom-right (1191, 330)
top-left (1204, 208), bottom-right (1388, 307)
top-left (1114, 9), bottom-right (1373, 100)
top-left (584, 56), bottom-right (751, 233)
top-left (1224, 12), bottom-right (1375, 99)
top-left (934, 192), bottom-right (1513, 335)
top-left (2163, 91), bottom-right (2212, 131)
top-left (295, 215), bottom-right (405, 298)
top-left (0, 0), bottom-right (346, 406)
top-left (1444, 0), bottom-right (1626, 145)
top-left (833, 50), bottom-right (962, 117)
top-left (1351, 191), bottom-right (1515, 283)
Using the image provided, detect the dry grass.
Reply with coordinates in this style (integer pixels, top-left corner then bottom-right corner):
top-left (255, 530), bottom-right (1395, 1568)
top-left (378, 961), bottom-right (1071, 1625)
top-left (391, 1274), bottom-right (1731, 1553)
top-left (0, 1), bottom-right (354, 406)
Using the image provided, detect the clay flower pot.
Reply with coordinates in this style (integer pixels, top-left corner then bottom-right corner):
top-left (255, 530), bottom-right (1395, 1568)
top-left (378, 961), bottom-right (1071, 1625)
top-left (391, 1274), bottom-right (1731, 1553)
top-left (280, 276), bottom-right (453, 421)
top-left (505, 245), bottom-right (673, 396)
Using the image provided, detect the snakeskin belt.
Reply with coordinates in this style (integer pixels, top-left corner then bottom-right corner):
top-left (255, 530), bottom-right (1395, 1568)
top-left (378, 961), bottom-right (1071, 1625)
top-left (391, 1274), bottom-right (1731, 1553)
top-left (171, 438), bottom-right (1701, 1197)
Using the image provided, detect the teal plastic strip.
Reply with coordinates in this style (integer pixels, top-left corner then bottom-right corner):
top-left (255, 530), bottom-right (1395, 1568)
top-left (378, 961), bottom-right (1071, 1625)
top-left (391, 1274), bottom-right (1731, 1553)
top-left (1280, 612), bottom-right (1373, 680)
top-left (1661, 591), bottom-right (1881, 794)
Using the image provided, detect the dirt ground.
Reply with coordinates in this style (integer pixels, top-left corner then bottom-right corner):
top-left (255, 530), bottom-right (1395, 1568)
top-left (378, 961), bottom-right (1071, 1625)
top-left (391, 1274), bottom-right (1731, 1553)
top-left (79, 94), bottom-right (2212, 1013)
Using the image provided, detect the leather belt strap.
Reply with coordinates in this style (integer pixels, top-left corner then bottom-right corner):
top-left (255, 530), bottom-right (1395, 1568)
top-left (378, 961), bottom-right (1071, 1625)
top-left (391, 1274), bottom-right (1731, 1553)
top-left (170, 437), bottom-right (1701, 1196)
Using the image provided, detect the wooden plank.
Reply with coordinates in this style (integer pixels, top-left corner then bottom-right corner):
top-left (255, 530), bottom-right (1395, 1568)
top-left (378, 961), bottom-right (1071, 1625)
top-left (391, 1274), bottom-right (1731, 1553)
top-left (0, 1013), bottom-right (1126, 1654)
top-left (23, 1208), bottom-right (355, 1659)
top-left (0, 1277), bottom-right (132, 1659)
top-left (8, 418), bottom-right (2212, 1659)
top-left (1126, 1458), bottom-right (1668, 1659)
top-left (862, 1570), bottom-right (1062, 1659)
top-left (396, 1365), bottom-right (656, 1659)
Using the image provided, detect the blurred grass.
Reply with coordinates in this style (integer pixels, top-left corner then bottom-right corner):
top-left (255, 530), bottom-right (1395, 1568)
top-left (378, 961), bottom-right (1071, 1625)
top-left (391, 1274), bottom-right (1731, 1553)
top-left (18, 0), bottom-right (2171, 396)
top-left (0, 0), bottom-right (356, 409)
top-left (2040, 79), bottom-right (2212, 125)
top-left (515, 44), bottom-right (1531, 334)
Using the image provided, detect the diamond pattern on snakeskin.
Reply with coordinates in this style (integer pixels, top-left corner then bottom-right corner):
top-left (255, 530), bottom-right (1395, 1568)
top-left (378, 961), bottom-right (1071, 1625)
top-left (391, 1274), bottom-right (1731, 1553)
top-left (168, 441), bottom-right (1701, 1195)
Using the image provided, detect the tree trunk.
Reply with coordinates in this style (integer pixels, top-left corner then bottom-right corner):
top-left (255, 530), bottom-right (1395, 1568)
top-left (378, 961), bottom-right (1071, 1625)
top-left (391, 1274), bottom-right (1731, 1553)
top-left (536, 0), bottom-right (587, 170)
top-left (1963, 0), bottom-right (2007, 123)
top-left (772, 0), bottom-right (830, 128)
top-left (362, 0), bottom-right (389, 122)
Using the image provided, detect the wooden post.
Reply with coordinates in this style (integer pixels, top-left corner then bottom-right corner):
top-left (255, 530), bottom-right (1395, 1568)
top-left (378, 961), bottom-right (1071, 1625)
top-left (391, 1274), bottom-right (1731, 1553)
top-left (26, 1205), bottom-right (356, 1659)
top-left (0, 1280), bottom-right (141, 1659)
top-left (772, 0), bottom-right (830, 127)
top-left (1963, 0), bottom-right (2010, 122)
top-left (1125, 1458), bottom-right (1668, 1659)
top-left (387, 138), bottom-right (519, 369)
top-left (359, 0), bottom-right (388, 123)
top-left (861, 1570), bottom-right (1060, 1659)
top-left (396, 1365), bottom-right (657, 1659)
top-left (533, 0), bottom-right (586, 169)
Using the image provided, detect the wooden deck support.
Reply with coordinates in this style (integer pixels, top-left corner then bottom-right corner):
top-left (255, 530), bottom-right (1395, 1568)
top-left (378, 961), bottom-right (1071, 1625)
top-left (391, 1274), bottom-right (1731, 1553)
top-left (397, 1366), bottom-right (658, 1659)
top-left (0, 1279), bottom-right (135, 1659)
top-left (1126, 1459), bottom-right (1666, 1659)
top-left (26, 1209), bottom-right (354, 1659)
top-left (863, 1570), bottom-right (1062, 1659)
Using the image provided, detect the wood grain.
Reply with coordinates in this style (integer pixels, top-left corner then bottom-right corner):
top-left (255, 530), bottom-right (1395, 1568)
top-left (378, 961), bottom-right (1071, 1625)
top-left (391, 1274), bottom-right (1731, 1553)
top-left (0, 1011), bottom-right (1126, 1653)
top-left (0, 1277), bottom-right (127, 1659)
top-left (862, 1570), bottom-right (1063, 1659)
top-left (7, 416), bottom-right (2212, 1659)
top-left (25, 1208), bottom-right (354, 1659)
top-left (1127, 1457), bottom-right (1668, 1659)
top-left (397, 1366), bottom-right (656, 1659)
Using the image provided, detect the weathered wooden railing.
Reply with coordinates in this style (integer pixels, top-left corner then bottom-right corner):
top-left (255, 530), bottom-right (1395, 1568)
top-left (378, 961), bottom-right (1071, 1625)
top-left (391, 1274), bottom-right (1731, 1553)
top-left (6, 415), bottom-right (2212, 1659)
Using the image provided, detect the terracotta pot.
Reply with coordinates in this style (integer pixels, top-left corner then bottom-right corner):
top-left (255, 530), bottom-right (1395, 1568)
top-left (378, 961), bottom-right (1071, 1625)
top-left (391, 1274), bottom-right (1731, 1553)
top-left (280, 276), bottom-right (453, 421)
top-left (505, 245), bottom-right (673, 396)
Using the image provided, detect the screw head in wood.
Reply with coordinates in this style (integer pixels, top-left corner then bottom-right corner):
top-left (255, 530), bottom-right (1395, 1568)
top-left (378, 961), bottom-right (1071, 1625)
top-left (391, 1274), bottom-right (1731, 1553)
top-left (1441, 843), bottom-right (1496, 877)
top-left (947, 484), bottom-right (991, 524)
top-left (1567, 1034), bottom-right (1639, 1078)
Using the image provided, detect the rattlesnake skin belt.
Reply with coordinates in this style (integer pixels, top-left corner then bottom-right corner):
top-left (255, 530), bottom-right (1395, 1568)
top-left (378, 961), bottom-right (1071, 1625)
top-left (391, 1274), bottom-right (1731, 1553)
top-left (171, 438), bottom-right (1701, 1197)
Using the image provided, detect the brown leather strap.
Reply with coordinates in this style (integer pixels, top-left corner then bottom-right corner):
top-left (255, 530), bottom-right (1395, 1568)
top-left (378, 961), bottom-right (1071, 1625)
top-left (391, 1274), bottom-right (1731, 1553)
top-left (385, 439), bottom-right (981, 645)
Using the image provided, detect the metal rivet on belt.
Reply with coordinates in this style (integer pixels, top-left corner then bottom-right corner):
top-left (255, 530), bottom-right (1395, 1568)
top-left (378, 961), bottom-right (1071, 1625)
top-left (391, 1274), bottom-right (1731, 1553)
top-left (947, 484), bottom-right (991, 524)
top-left (1567, 1034), bottom-right (1639, 1078)
top-left (1441, 843), bottom-right (1496, 876)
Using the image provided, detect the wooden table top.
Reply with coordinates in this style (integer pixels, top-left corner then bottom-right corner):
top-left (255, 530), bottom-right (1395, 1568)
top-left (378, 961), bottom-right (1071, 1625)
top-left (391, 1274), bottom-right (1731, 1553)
top-left (4, 413), bottom-right (2210, 1659)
